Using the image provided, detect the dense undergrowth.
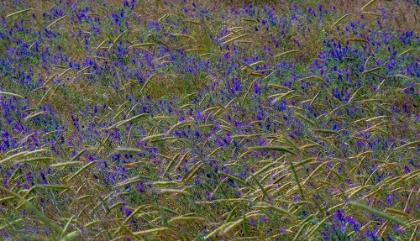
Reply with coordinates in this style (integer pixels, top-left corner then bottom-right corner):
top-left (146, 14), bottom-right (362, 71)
top-left (0, 0), bottom-right (419, 240)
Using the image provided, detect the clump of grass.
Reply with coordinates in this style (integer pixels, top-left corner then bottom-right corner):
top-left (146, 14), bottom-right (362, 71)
top-left (0, 0), bottom-right (419, 240)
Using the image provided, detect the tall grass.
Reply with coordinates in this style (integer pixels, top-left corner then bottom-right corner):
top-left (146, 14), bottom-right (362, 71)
top-left (0, 0), bottom-right (419, 240)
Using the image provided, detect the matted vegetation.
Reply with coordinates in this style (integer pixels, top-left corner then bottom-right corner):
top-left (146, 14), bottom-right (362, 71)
top-left (0, 0), bottom-right (419, 240)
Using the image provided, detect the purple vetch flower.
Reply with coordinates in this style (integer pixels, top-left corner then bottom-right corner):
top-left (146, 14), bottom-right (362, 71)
top-left (25, 172), bottom-right (33, 186)
top-left (333, 209), bottom-right (344, 222)
top-left (261, 215), bottom-right (267, 223)
top-left (307, 7), bottom-right (315, 15)
top-left (223, 51), bottom-right (229, 59)
top-left (253, 81), bottom-right (261, 95)
top-left (402, 102), bottom-right (407, 113)
top-left (193, 176), bottom-right (200, 185)
top-left (205, 190), bottom-right (211, 200)
top-left (344, 216), bottom-right (359, 232)
top-left (123, 206), bottom-right (132, 217)
top-left (261, 19), bottom-right (267, 25)
top-left (2, 231), bottom-right (9, 239)
top-left (136, 182), bottom-right (145, 192)
top-left (391, 223), bottom-right (405, 234)
top-left (249, 218), bottom-right (256, 227)
top-left (39, 171), bottom-right (48, 184)
top-left (385, 194), bottom-right (393, 204)
top-left (181, 26), bottom-right (187, 34)
top-left (363, 229), bottom-right (379, 241)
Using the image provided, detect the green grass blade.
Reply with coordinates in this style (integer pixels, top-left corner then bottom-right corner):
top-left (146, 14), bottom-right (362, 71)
top-left (348, 201), bottom-right (409, 227)
top-left (331, 14), bottom-right (348, 28)
top-left (66, 161), bottom-right (96, 182)
top-left (0, 90), bottom-right (24, 98)
top-left (248, 146), bottom-right (295, 155)
top-left (6, 8), bottom-right (32, 18)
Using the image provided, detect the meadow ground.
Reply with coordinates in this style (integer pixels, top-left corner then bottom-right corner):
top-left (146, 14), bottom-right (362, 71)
top-left (0, 0), bottom-right (420, 240)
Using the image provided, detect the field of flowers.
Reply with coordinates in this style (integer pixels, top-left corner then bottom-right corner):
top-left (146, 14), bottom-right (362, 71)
top-left (1, 0), bottom-right (419, 240)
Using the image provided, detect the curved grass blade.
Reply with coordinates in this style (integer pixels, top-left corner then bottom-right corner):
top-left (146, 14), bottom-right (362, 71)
top-left (307, 215), bottom-right (333, 238)
top-left (168, 216), bottom-right (205, 224)
top-left (66, 161), bottom-right (96, 182)
top-left (267, 83), bottom-right (293, 91)
top-left (114, 147), bottom-right (142, 153)
top-left (18, 156), bottom-right (53, 164)
top-left (242, 78), bottom-right (259, 105)
top-left (70, 149), bottom-right (86, 162)
top-left (222, 34), bottom-right (248, 44)
top-left (0, 149), bottom-right (47, 165)
top-left (166, 120), bottom-right (193, 135)
top-left (131, 43), bottom-right (156, 48)
top-left (0, 185), bottom-right (63, 234)
top-left (112, 30), bottom-right (127, 45)
top-left (289, 159), bottom-right (305, 199)
top-left (274, 50), bottom-right (300, 58)
top-left (24, 111), bottom-right (47, 121)
top-left (173, 33), bottom-right (196, 42)
top-left (0, 218), bottom-right (23, 230)
top-left (158, 189), bottom-right (192, 196)
top-left (302, 162), bottom-right (328, 186)
top-left (47, 15), bottom-right (67, 29)
top-left (50, 161), bottom-right (84, 168)
top-left (349, 86), bottom-right (363, 102)
top-left (106, 113), bottom-right (148, 130)
top-left (60, 231), bottom-right (80, 241)
top-left (162, 154), bottom-right (179, 177)
top-left (292, 222), bottom-right (310, 241)
top-left (59, 215), bottom-right (76, 239)
top-left (182, 162), bottom-right (204, 183)
top-left (133, 227), bottom-right (168, 236)
top-left (6, 8), bottom-right (32, 18)
top-left (361, 0), bottom-right (378, 10)
top-left (348, 201), bottom-right (409, 227)
top-left (270, 90), bottom-right (296, 104)
top-left (398, 49), bottom-right (415, 57)
top-left (251, 174), bottom-right (270, 201)
top-left (294, 112), bottom-right (317, 127)
top-left (312, 129), bottom-right (337, 135)
top-left (0, 196), bottom-right (16, 202)
top-left (114, 176), bottom-right (142, 189)
top-left (254, 204), bottom-right (296, 219)
top-left (409, 226), bottom-right (418, 241)
top-left (220, 172), bottom-right (254, 189)
top-left (362, 11), bottom-right (381, 16)
top-left (246, 162), bottom-right (277, 182)
top-left (331, 14), bottom-right (348, 28)
top-left (0, 90), bottom-right (23, 98)
top-left (142, 133), bottom-right (165, 142)
top-left (248, 146), bottom-right (295, 155)
top-left (394, 140), bottom-right (420, 151)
